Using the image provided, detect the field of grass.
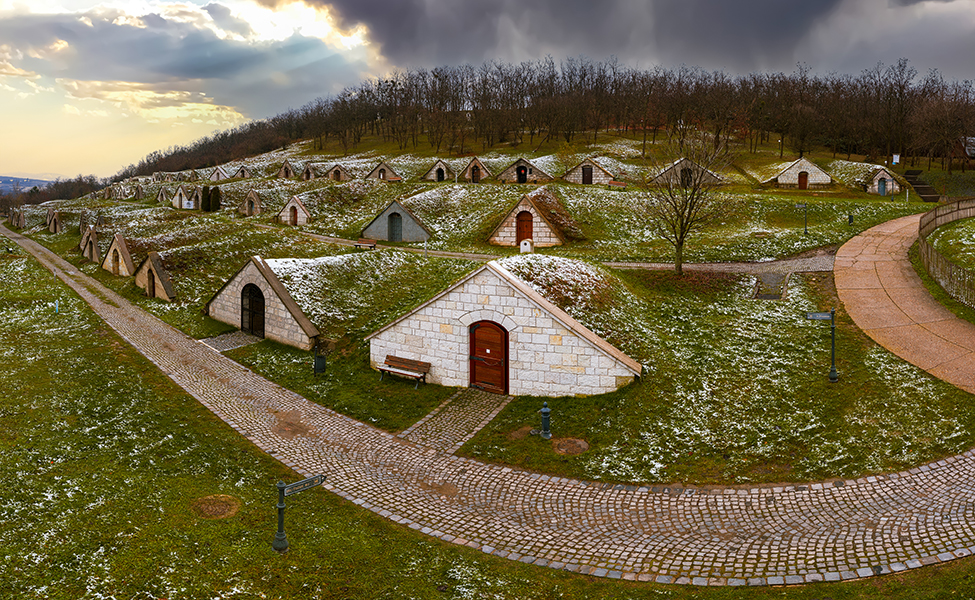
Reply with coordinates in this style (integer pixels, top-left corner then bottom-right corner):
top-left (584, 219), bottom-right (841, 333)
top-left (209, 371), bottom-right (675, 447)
top-left (927, 216), bottom-right (975, 271)
top-left (9, 242), bottom-right (975, 598)
top-left (457, 258), bottom-right (975, 485)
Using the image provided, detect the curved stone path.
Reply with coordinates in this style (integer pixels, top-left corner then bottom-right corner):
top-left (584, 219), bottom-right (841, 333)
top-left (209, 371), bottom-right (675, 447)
top-left (6, 221), bottom-right (975, 588)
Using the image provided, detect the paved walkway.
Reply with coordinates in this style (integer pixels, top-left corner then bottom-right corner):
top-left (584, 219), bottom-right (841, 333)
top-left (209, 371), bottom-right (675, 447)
top-left (835, 214), bottom-right (975, 394)
top-left (6, 222), bottom-right (975, 587)
top-left (398, 388), bottom-right (513, 454)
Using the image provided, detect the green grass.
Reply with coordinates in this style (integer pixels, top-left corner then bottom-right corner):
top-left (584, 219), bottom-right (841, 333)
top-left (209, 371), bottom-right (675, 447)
top-left (459, 265), bottom-right (975, 485)
top-left (910, 240), bottom-right (975, 326)
top-left (928, 217), bottom-right (975, 271)
top-left (10, 241), bottom-right (975, 598)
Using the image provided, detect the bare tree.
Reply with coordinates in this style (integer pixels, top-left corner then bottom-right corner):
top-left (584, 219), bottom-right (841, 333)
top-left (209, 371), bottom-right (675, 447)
top-left (641, 124), bottom-right (734, 275)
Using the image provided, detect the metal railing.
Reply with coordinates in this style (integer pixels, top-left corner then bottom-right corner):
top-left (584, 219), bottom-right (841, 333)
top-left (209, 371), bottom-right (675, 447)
top-left (918, 197), bottom-right (975, 308)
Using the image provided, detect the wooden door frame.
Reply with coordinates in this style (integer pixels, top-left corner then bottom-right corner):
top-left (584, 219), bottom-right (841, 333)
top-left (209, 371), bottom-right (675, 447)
top-left (469, 321), bottom-right (508, 394)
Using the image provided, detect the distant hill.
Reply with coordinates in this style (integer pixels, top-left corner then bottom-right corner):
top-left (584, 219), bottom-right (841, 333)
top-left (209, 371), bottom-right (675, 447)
top-left (0, 176), bottom-right (52, 194)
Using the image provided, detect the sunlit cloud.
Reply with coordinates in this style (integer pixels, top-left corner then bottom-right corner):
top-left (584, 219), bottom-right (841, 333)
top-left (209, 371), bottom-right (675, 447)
top-left (57, 78), bottom-right (249, 125)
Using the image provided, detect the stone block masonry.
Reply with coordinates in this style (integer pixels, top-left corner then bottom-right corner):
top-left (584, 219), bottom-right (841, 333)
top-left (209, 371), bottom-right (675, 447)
top-left (208, 260), bottom-right (315, 350)
top-left (369, 264), bottom-right (639, 396)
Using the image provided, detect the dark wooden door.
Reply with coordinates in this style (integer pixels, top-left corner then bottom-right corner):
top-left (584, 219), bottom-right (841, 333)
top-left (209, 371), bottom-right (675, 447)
top-left (517, 166), bottom-right (527, 184)
top-left (798, 171), bottom-right (809, 190)
top-left (516, 211), bottom-right (533, 243)
top-left (146, 270), bottom-right (155, 298)
top-left (388, 212), bottom-right (403, 242)
top-left (470, 321), bottom-right (507, 394)
top-left (289, 206), bottom-right (298, 224)
top-left (436, 167), bottom-right (445, 182)
top-left (582, 165), bottom-right (593, 184)
top-left (471, 165), bottom-right (481, 183)
top-left (112, 250), bottom-right (120, 275)
top-left (241, 283), bottom-right (265, 338)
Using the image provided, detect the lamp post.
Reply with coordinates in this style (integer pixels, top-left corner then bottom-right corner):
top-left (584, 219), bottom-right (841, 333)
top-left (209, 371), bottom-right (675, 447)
top-left (806, 308), bottom-right (839, 383)
top-left (796, 203), bottom-right (808, 235)
top-left (540, 402), bottom-right (551, 440)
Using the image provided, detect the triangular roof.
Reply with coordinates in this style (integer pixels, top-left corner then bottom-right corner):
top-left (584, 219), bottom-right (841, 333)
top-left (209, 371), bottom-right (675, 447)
top-left (301, 162), bottom-right (325, 181)
top-left (232, 165), bottom-right (253, 179)
top-left (48, 211), bottom-right (62, 233)
top-left (488, 187), bottom-right (584, 244)
top-left (101, 234), bottom-right (136, 276)
top-left (277, 159), bottom-right (297, 179)
top-left (206, 256), bottom-right (320, 340)
top-left (366, 161), bottom-right (401, 180)
top-left (421, 159), bottom-right (456, 181)
top-left (156, 188), bottom-right (170, 203)
top-left (651, 157), bottom-right (723, 184)
top-left (462, 157), bottom-right (491, 181)
top-left (135, 252), bottom-right (176, 300)
top-left (209, 166), bottom-right (230, 181)
top-left (365, 261), bottom-right (641, 376)
top-left (763, 157), bottom-right (831, 184)
top-left (498, 158), bottom-right (554, 182)
top-left (239, 189), bottom-right (265, 215)
top-left (325, 164), bottom-right (353, 181)
top-left (278, 195), bottom-right (312, 221)
top-left (563, 157), bottom-right (614, 181)
top-left (360, 199), bottom-right (433, 239)
top-left (80, 225), bottom-right (95, 250)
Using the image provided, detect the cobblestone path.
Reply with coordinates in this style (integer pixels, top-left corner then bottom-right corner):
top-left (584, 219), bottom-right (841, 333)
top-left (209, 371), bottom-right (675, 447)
top-left (7, 223), bottom-right (975, 587)
top-left (201, 330), bottom-right (261, 352)
top-left (397, 388), bottom-right (513, 453)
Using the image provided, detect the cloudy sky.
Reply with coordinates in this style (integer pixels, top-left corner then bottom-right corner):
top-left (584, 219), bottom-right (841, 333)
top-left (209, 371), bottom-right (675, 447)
top-left (2, 0), bottom-right (974, 179)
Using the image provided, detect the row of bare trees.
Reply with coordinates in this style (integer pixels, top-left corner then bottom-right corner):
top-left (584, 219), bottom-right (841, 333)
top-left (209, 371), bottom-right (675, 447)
top-left (9, 56), bottom-right (973, 205)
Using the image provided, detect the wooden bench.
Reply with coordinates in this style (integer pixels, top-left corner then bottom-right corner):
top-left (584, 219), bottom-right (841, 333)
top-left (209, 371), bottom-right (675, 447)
top-left (354, 238), bottom-right (377, 250)
top-left (608, 180), bottom-right (627, 189)
top-left (379, 355), bottom-right (431, 388)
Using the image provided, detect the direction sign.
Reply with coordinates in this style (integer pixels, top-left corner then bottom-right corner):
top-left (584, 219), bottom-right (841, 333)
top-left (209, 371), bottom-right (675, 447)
top-left (795, 203), bottom-right (807, 208)
top-left (284, 474), bottom-right (325, 496)
top-left (806, 312), bottom-right (831, 320)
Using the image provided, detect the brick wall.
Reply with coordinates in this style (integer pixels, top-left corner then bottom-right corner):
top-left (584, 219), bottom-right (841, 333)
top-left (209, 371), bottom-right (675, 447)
top-left (370, 268), bottom-right (637, 396)
top-left (208, 261), bottom-right (315, 350)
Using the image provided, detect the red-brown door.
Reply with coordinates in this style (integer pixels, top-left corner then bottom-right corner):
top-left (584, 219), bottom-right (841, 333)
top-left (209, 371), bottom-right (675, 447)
top-left (471, 165), bottom-right (481, 183)
top-left (470, 321), bottom-right (507, 394)
top-left (516, 211), bottom-right (533, 244)
top-left (798, 171), bottom-right (809, 190)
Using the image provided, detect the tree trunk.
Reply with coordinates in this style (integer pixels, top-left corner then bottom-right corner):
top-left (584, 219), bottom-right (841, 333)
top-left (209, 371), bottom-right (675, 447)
top-left (674, 243), bottom-right (684, 275)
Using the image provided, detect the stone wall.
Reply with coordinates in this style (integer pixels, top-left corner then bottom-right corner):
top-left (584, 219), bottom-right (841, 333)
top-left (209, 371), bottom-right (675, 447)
top-left (564, 161), bottom-right (614, 185)
top-left (489, 197), bottom-right (562, 247)
top-left (208, 261), bottom-right (315, 350)
top-left (496, 161), bottom-right (554, 184)
top-left (362, 202), bottom-right (430, 242)
top-left (369, 267), bottom-right (638, 396)
top-left (775, 159), bottom-right (831, 188)
top-left (867, 170), bottom-right (901, 195)
top-left (279, 199), bottom-right (310, 226)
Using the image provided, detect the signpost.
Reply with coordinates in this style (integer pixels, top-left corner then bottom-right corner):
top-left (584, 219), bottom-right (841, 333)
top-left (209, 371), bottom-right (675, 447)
top-left (272, 474), bottom-right (325, 553)
top-left (796, 203), bottom-right (808, 235)
top-left (806, 308), bottom-right (839, 383)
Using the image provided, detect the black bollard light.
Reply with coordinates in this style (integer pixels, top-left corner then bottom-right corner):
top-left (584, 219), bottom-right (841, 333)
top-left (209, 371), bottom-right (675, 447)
top-left (540, 402), bottom-right (551, 440)
top-left (848, 214), bottom-right (854, 226)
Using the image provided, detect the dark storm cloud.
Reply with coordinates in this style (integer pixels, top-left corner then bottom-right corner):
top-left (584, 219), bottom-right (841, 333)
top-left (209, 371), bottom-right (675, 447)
top-left (316, 0), bottom-right (847, 72)
top-left (0, 8), bottom-right (368, 117)
top-left (203, 3), bottom-right (256, 38)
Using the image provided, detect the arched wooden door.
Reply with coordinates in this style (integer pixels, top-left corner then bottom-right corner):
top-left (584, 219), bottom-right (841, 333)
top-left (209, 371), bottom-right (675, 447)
top-left (516, 211), bottom-right (533, 244)
top-left (146, 269), bottom-right (155, 298)
top-left (471, 165), bottom-right (481, 183)
top-left (289, 206), bottom-right (298, 225)
top-left (112, 249), bottom-right (120, 275)
top-left (333, 169), bottom-right (341, 181)
top-left (248, 199), bottom-right (255, 215)
top-left (680, 167), bottom-right (693, 188)
top-left (878, 178), bottom-right (887, 196)
top-left (470, 321), bottom-right (507, 394)
top-left (379, 168), bottom-right (386, 180)
top-left (388, 212), bottom-right (403, 242)
top-left (798, 171), bottom-right (809, 190)
top-left (516, 165), bottom-right (528, 184)
top-left (436, 167), bottom-right (445, 182)
top-left (241, 283), bottom-right (265, 338)
top-left (582, 165), bottom-right (593, 184)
